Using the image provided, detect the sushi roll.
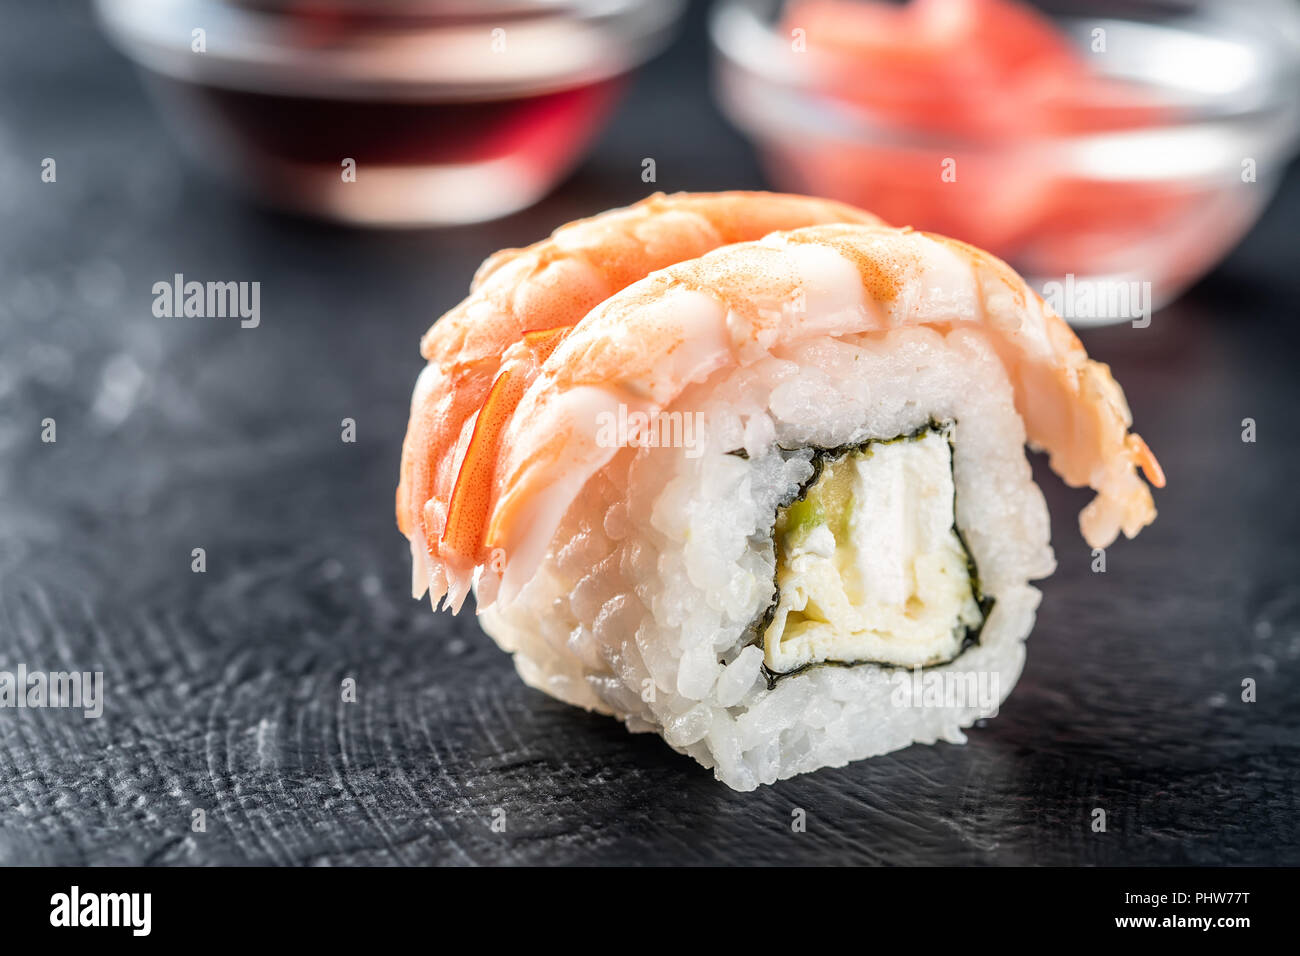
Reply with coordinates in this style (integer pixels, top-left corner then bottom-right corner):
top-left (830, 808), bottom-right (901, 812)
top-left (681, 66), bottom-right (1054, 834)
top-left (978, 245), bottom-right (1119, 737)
top-left (396, 192), bottom-right (1164, 790)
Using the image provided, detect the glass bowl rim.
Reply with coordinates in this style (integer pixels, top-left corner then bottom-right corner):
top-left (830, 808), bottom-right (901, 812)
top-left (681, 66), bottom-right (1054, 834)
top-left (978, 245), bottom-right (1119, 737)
top-left (94, 0), bottom-right (686, 100)
top-left (710, 0), bottom-right (1300, 160)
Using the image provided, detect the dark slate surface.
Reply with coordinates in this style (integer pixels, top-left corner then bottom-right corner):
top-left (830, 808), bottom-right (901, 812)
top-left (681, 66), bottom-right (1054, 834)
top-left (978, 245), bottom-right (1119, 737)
top-left (1, 1), bottom-right (1297, 866)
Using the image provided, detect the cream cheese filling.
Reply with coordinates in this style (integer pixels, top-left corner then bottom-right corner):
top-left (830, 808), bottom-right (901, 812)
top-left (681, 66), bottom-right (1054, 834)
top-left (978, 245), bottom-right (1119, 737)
top-left (763, 425), bottom-right (985, 674)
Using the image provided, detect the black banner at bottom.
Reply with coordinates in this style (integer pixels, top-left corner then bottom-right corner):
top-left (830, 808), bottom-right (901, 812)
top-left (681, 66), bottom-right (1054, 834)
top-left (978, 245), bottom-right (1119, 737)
top-left (0, 865), bottom-right (1283, 941)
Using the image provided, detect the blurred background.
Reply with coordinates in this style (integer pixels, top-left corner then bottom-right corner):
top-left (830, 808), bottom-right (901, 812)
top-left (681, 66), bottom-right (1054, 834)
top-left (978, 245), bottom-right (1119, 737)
top-left (88, 0), bottom-right (1300, 308)
top-left (1, 0), bottom-right (1298, 865)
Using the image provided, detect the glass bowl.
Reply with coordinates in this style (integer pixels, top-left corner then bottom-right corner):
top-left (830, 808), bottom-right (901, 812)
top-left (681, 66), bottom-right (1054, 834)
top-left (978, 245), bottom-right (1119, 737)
top-left (96, 0), bottom-right (685, 227)
top-left (711, 0), bottom-right (1300, 322)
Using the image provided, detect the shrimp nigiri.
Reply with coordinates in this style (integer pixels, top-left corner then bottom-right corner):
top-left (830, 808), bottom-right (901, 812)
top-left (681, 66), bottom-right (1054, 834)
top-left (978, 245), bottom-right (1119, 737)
top-left (395, 193), bottom-right (1164, 789)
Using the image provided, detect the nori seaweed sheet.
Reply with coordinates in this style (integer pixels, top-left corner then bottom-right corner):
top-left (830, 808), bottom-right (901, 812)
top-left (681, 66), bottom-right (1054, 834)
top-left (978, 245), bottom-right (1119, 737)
top-left (743, 419), bottom-right (995, 689)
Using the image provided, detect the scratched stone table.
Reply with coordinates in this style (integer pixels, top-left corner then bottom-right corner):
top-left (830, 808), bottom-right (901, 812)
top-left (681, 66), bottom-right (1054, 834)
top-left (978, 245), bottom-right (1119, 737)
top-left (1, 2), bottom-right (1298, 866)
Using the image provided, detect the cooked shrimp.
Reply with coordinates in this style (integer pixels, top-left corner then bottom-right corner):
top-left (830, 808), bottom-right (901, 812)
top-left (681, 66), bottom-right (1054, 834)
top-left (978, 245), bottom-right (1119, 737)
top-left (396, 191), bottom-right (883, 610)
top-left (469, 222), bottom-right (1163, 607)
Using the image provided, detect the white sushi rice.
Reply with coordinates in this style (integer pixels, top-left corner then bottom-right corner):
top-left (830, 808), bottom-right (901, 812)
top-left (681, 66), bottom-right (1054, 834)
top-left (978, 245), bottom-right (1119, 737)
top-left (480, 325), bottom-right (1056, 790)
